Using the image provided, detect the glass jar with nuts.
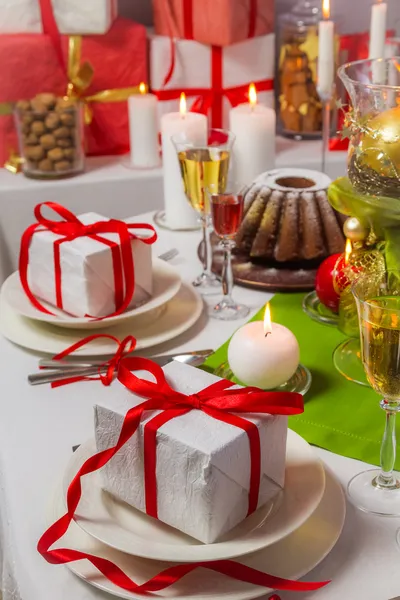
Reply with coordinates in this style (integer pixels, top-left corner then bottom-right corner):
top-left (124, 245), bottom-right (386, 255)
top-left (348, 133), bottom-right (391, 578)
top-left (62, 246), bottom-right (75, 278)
top-left (15, 93), bottom-right (85, 179)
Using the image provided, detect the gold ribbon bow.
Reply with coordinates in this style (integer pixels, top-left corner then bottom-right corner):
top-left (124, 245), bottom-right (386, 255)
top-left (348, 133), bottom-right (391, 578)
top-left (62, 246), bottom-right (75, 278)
top-left (66, 36), bottom-right (143, 125)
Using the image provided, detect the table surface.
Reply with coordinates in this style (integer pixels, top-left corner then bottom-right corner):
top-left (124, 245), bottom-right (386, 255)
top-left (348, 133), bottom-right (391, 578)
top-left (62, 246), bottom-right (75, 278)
top-left (1, 210), bottom-right (399, 600)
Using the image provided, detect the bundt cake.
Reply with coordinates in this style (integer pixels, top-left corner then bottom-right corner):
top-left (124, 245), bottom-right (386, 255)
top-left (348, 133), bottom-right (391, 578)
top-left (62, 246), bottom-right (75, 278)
top-left (236, 169), bottom-right (346, 267)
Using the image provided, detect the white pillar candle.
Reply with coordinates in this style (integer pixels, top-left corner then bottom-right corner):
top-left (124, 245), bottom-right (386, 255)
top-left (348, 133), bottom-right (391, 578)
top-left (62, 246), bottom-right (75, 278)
top-left (160, 95), bottom-right (207, 230)
top-left (229, 84), bottom-right (275, 184)
top-left (128, 83), bottom-right (160, 168)
top-left (317, 0), bottom-right (335, 98)
top-left (369, 1), bottom-right (387, 59)
top-left (227, 304), bottom-right (299, 389)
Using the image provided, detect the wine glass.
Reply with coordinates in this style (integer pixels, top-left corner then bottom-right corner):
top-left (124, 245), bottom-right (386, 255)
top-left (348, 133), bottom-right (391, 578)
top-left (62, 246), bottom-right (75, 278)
top-left (350, 269), bottom-right (400, 516)
top-left (207, 181), bottom-right (250, 320)
top-left (172, 128), bottom-right (236, 295)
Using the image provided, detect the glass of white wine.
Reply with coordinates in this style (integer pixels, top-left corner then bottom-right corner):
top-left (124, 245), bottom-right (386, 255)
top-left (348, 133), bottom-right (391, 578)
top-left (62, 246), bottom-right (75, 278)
top-left (172, 128), bottom-right (235, 295)
top-left (350, 270), bottom-right (400, 516)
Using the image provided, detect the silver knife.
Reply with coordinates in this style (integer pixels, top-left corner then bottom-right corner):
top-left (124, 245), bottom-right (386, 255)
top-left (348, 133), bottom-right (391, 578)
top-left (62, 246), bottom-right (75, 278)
top-left (38, 349), bottom-right (213, 369)
top-left (29, 351), bottom-right (213, 386)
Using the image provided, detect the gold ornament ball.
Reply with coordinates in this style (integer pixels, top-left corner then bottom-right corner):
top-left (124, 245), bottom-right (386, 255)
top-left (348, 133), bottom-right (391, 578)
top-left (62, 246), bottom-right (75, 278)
top-left (358, 105), bottom-right (400, 175)
top-left (343, 217), bottom-right (368, 242)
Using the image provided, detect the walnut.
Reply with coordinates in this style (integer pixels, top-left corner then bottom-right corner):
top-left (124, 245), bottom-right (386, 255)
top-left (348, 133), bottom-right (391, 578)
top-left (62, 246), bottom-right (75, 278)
top-left (38, 158), bottom-right (54, 172)
top-left (45, 113), bottom-right (61, 130)
top-left (53, 126), bottom-right (71, 139)
top-left (40, 134), bottom-right (56, 150)
top-left (54, 160), bottom-right (72, 172)
top-left (35, 93), bottom-right (56, 109)
top-left (24, 145), bottom-right (45, 161)
top-left (60, 111), bottom-right (75, 127)
top-left (47, 147), bottom-right (64, 162)
top-left (31, 121), bottom-right (46, 136)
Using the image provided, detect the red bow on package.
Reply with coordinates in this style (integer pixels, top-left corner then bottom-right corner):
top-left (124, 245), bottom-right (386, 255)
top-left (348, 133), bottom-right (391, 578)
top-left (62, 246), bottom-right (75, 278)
top-left (19, 202), bottom-right (157, 319)
top-left (38, 357), bottom-right (329, 597)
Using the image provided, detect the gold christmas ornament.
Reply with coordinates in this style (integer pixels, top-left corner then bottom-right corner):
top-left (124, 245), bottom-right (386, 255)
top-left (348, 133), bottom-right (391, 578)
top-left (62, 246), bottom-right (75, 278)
top-left (356, 106), bottom-right (400, 176)
top-left (343, 217), bottom-right (369, 242)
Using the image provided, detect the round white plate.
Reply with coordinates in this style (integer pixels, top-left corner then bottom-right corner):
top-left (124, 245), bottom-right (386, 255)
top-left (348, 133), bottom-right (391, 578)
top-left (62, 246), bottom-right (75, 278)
top-left (51, 465), bottom-right (345, 600)
top-left (65, 430), bottom-right (325, 562)
top-left (1, 258), bottom-right (181, 330)
top-left (0, 281), bottom-right (203, 355)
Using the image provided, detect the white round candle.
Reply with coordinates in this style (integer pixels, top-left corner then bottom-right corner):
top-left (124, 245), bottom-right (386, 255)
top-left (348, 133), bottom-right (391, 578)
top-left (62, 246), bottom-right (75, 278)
top-left (229, 100), bottom-right (275, 184)
top-left (317, 18), bottom-right (335, 97)
top-left (160, 107), bottom-right (207, 230)
top-left (128, 90), bottom-right (160, 168)
top-left (369, 1), bottom-right (387, 59)
top-left (228, 321), bottom-right (300, 390)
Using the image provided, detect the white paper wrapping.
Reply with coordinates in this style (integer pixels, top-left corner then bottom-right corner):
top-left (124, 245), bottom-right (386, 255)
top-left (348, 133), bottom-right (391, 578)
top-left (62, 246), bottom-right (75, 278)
top-left (94, 361), bottom-right (287, 544)
top-left (27, 212), bottom-right (153, 318)
top-left (150, 33), bottom-right (275, 129)
top-left (0, 0), bottom-right (116, 34)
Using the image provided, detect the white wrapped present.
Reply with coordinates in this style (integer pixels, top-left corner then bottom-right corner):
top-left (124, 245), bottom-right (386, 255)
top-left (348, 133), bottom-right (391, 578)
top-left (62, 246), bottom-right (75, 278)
top-left (26, 212), bottom-right (153, 318)
top-left (0, 0), bottom-right (117, 34)
top-left (150, 33), bottom-right (275, 129)
top-left (94, 361), bottom-right (287, 544)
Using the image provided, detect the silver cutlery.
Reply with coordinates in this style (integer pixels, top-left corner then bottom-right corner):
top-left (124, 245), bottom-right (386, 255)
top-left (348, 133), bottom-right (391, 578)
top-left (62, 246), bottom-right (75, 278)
top-left (158, 248), bottom-right (179, 262)
top-left (29, 350), bottom-right (214, 386)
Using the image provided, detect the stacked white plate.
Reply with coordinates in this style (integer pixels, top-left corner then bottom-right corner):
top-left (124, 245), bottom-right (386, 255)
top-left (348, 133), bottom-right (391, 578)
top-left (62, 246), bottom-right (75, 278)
top-left (50, 430), bottom-right (346, 599)
top-left (0, 259), bottom-right (204, 354)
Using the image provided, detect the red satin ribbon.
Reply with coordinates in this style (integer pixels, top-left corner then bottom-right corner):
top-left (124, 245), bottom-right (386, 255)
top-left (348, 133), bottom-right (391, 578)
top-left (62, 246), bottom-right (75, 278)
top-left (19, 202), bottom-right (157, 319)
top-left (38, 0), bottom-right (66, 71)
top-left (182, 0), bottom-right (257, 41)
top-left (38, 357), bottom-right (329, 596)
top-left (48, 334), bottom-right (137, 388)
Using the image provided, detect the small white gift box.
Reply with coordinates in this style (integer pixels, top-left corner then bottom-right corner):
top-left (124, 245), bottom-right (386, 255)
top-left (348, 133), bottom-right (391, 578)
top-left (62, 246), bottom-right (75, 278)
top-left (150, 33), bottom-right (275, 129)
top-left (94, 361), bottom-right (287, 544)
top-left (26, 212), bottom-right (153, 318)
top-left (0, 0), bottom-right (117, 34)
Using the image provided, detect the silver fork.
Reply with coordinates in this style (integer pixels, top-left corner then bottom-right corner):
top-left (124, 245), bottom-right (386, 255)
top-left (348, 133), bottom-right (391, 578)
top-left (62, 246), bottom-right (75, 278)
top-left (159, 248), bottom-right (179, 262)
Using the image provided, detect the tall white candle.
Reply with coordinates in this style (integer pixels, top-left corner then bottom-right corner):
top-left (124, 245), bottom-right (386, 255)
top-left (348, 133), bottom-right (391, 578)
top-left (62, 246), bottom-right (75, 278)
top-left (160, 94), bottom-right (208, 230)
top-left (317, 0), bottom-right (335, 98)
top-left (128, 83), bottom-right (160, 168)
top-left (229, 84), bottom-right (275, 184)
top-left (369, 1), bottom-right (387, 59)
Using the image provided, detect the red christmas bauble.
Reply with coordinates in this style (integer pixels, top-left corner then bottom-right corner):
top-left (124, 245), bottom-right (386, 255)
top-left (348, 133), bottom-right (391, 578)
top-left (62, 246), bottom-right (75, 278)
top-left (315, 253), bottom-right (341, 313)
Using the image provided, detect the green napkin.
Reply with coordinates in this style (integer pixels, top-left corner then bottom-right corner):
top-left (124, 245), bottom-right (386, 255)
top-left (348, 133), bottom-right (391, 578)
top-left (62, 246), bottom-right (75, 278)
top-left (203, 293), bottom-right (400, 469)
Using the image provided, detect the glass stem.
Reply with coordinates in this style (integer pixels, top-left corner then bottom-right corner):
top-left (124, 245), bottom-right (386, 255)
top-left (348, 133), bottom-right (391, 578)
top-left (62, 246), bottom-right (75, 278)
top-left (221, 242), bottom-right (233, 301)
top-left (375, 399), bottom-right (400, 489)
top-left (321, 98), bottom-right (330, 175)
top-left (201, 216), bottom-right (213, 276)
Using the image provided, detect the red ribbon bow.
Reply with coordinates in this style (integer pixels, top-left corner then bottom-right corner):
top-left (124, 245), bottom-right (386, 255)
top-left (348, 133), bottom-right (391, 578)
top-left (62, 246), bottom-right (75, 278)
top-left (19, 202), bottom-right (157, 319)
top-left (38, 357), bottom-right (329, 596)
top-left (49, 334), bottom-right (137, 388)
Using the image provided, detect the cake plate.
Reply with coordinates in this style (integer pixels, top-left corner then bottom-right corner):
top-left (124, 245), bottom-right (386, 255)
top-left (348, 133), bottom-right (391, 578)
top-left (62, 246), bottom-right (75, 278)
top-left (198, 237), bottom-right (318, 291)
top-left (302, 291), bottom-right (339, 326)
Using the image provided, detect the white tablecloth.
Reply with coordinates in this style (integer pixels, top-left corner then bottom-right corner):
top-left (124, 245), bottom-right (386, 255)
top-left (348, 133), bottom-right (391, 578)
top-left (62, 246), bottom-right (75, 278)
top-left (1, 210), bottom-right (399, 600)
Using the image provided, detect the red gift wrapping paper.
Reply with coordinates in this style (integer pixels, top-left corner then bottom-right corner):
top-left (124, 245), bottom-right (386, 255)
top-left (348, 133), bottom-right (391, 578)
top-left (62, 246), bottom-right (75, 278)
top-left (152, 0), bottom-right (274, 47)
top-left (0, 17), bottom-right (147, 164)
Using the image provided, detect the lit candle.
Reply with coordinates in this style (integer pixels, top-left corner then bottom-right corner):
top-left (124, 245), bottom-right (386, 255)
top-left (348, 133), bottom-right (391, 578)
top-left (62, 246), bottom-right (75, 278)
top-left (160, 93), bottom-right (207, 230)
top-left (128, 83), bottom-right (160, 168)
top-left (369, 0), bottom-right (387, 59)
top-left (227, 304), bottom-right (300, 389)
top-left (229, 83), bottom-right (276, 184)
top-left (317, 0), bottom-right (335, 98)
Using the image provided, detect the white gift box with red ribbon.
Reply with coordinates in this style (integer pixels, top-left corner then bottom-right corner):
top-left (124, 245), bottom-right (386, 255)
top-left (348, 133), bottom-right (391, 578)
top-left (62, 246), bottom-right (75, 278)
top-left (150, 33), bottom-right (275, 129)
top-left (94, 360), bottom-right (287, 544)
top-left (0, 0), bottom-right (117, 34)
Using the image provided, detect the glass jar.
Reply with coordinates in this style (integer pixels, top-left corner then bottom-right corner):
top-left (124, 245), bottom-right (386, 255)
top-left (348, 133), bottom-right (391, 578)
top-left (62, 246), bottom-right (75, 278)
top-left (15, 94), bottom-right (85, 179)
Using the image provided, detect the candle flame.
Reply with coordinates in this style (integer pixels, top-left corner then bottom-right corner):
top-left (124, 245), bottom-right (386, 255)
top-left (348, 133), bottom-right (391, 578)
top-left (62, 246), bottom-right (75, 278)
top-left (263, 303), bottom-right (272, 337)
top-left (139, 82), bottom-right (147, 94)
top-left (180, 92), bottom-right (187, 116)
top-left (322, 0), bottom-right (330, 19)
top-left (249, 83), bottom-right (257, 107)
top-left (345, 238), bottom-right (352, 266)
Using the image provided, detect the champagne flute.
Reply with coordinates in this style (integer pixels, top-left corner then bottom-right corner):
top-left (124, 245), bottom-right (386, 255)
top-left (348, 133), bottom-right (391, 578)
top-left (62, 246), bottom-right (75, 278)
top-left (172, 128), bottom-right (236, 295)
top-left (350, 270), bottom-right (400, 516)
top-left (207, 181), bottom-right (250, 320)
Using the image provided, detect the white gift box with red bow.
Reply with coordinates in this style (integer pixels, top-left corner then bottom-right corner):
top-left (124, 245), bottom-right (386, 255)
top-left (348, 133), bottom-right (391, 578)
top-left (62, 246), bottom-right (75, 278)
top-left (94, 360), bottom-right (287, 544)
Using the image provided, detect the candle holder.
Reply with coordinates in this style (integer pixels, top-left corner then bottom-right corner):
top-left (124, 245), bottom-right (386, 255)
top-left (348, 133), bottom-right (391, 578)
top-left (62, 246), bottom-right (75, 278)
top-left (317, 88), bottom-right (334, 174)
top-left (214, 361), bottom-right (312, 396)
top-left (302, 290), bottom-right (339, 326)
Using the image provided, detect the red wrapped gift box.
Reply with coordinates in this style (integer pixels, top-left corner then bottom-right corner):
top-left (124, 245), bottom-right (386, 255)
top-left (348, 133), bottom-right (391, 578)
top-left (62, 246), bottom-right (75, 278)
top-left (0, 17), bottom-right (147, 165)
top-left (152, 0), bottom-right (274, 47)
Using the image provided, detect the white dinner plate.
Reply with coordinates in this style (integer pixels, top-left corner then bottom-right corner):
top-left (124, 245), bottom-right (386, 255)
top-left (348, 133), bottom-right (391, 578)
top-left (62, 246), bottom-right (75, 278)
top-left (64, 430), bottom-right (325, 562)
top-left (51, 465), bottom-right (345, 600)
top-left (1, 258), bottom-right (182, 330)
top-left (0, 281), bottom-right (204, 355)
